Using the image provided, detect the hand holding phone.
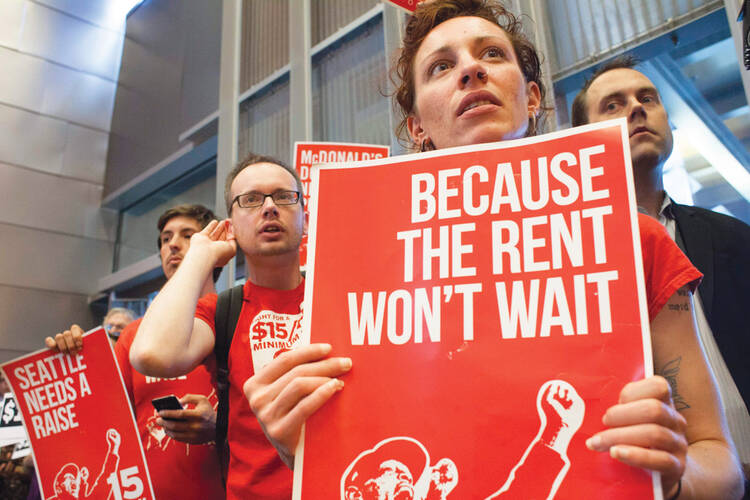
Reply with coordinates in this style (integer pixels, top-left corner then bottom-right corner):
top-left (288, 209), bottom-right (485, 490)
top-left (151, 394), bottom-right (217, 445)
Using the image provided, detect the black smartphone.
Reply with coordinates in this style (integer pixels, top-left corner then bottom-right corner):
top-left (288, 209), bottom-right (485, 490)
top-left (151, 395), bottom-right (183, 412)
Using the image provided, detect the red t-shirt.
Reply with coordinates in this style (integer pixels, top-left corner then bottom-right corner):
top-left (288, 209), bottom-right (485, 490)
top-left (195, 280), bottom-right (305, 500)
top-left (637, 213), bottom-right (702, 320)
top-left (186, 216), bottom-right (695, 499)
top-left (115, 319), bottom-right (225, 500)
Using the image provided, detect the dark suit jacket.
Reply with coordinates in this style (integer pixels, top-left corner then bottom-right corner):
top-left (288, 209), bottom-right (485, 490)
top-left (671, 202), bottom-right (750, 407)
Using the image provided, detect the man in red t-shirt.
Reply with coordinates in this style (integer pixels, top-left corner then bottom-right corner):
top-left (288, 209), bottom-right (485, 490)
top-left (131, 153), bottom-right (352, 499)
top-left (101, 307), bottom-right (135, 347)
top-left (45, 204), bottom-right (225, 500)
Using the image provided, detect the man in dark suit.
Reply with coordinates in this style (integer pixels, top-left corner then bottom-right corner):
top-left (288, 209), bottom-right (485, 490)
top-left (571, 55), bottom-right (750, 484)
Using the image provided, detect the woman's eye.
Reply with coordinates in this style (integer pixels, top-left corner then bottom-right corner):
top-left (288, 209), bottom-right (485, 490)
top-left (484, 47), bottom-right (504, 59)
top-left (428, 61), bottom-right (450, 76)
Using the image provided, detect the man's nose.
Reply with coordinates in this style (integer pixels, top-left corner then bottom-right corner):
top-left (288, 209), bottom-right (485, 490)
top-left (168, 235), bottom-right (181, 250)
top-left (628, 97), bottom-right (646, 120)
top-left (262, 195), bottom-right (279, 216)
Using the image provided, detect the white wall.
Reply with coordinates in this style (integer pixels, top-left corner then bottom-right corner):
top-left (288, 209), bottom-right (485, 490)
top-left (0, 0), bottom-right (125, 362)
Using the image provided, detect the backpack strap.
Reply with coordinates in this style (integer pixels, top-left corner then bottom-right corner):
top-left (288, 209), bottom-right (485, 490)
top-left (214, 284), bottom-right (244, 462)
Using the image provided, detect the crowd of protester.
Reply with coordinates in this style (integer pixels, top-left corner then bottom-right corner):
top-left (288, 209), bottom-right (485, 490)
top-left (3, 1), bottom-right (748, 498)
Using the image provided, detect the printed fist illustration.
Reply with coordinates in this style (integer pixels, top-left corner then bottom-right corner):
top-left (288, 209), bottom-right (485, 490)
top-left (538, 380), bottom-right (585, 456)
top-left (426, 458), bottom-right (458, 499)
top-left (106, 428), bottom-right (122, 454)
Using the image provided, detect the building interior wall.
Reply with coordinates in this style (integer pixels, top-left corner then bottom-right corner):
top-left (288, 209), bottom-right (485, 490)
top-left (105, 0), bottom-right (221, 198)
top-left (0, 0), bottom-right (127, 362)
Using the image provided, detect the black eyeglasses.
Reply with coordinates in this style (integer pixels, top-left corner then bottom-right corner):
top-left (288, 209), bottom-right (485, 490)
top-left (232, 190), bottom-right (301, 209)
top-left (104, 323), bottom-right (125, 339)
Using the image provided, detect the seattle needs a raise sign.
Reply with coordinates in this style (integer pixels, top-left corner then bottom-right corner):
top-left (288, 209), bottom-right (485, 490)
top-left (294, 120), bottom-right (659, 499)
top-left (1, 328), bottom-right (154, 500)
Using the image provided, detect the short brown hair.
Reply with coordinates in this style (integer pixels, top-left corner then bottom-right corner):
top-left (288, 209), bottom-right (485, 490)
top-left (392, 0), bottom-right (547, 146)
top-left (224, 153), bottom-right (304, 215)
top-left (571, 55), bottom-right (639, 127)
top-left (157, 203), bottom-right (221, 282)
top-left (157, 204), bottom-right (217, 249)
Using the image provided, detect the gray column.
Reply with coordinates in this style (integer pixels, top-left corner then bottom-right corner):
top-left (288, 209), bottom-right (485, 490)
top-left (383, 3), bottom-right (407, 155)
top-left (526, 0), bottom-right (558, 131)
top-left (289, 0), bottom-right (312, 144)
top-left (216, 0), bottom-right (243, 288)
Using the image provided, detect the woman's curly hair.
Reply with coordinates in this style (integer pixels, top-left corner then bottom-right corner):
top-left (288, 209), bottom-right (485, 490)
top-left (391, 0), bottom-right (547, 146)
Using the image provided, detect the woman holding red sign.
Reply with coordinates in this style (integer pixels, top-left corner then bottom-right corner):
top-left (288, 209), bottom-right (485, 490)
top-left (243, 1), bottom-right (743, 499)
top-left (387, 1), bottom-right (743, 499)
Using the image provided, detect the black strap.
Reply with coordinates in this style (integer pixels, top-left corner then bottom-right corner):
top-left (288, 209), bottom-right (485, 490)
top-left (214, 284), bottom-right (243, 462)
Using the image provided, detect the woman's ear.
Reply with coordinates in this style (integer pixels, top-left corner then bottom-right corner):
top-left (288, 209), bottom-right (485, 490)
top-left (526, 81), bottom-right (541, 116)
top-left (407, 114), bottom-right (427, 145)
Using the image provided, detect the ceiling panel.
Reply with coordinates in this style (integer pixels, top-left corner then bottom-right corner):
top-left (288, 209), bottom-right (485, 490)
top-left (0, 221), bottom-right (114, 295)
top-left (62, 124), bottom-right (110, 184)
top-left (0, 47), bottom-right (116, 131)
top-left (41, 65), bottom-right (117, 131)
top-left (0, 285), bottom-right (94, 355)
top-left (0, 103), bottom-right (67, 175)
top-left (0, 0), bottom-right (25, 50)
top-left (33, 0), bottom-right (133, 32)
top-left (0, 47), bottom-right (47, 112)
top-left (0, 162), bottom-right (117, 241)
top-left (19, 2), bottom-right (124, 81)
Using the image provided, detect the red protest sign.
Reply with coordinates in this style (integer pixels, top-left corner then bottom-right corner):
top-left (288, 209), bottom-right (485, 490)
top-left (295, 120), bottom-right (659, 499)
top-left (382, 0), bottom-right (423, 13)
top-left (1, 328), bottom-right (154, 500)
top-left (294, 142), bottom-right (390, 269)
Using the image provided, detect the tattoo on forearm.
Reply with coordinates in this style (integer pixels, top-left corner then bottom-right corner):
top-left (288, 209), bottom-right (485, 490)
top-left (659, 357), bottom-right (690, 410)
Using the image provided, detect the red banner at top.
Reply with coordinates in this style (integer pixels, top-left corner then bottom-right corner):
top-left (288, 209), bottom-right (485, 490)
top-left (1, 328), bottom-right (154, 500)
top-left (294, 141), bottom-right (390, 269)
top-left (383, 0), bottom-right (423, 13)
top-left (295, 120), bottom-right (658, 499)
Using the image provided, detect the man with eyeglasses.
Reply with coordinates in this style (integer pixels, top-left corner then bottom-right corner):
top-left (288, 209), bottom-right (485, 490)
top-left (131, 153), bottom-right (350, 499)
top-left (102, 307), bottom-right (135, 345)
